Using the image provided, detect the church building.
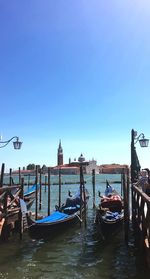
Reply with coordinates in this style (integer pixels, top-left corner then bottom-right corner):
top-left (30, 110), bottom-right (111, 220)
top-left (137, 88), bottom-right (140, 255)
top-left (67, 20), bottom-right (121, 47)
top-left (57, 140), bottom-right (63, 166)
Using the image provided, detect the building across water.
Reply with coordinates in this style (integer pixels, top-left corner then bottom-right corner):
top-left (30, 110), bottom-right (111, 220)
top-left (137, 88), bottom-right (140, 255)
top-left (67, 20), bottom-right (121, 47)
top-left (50, 141), bottom-right (128, 175)
top-left (11, 140), bottom-right (128, 176)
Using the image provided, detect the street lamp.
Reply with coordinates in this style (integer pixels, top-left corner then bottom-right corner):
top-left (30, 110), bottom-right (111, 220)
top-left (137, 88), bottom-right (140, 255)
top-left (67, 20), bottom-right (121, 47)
top-left (131, 129), bottom-right (149, 183)
top-left (133, 130), bottom-right (149, 148)
top-left (0, 136), bottom-right (22, 149)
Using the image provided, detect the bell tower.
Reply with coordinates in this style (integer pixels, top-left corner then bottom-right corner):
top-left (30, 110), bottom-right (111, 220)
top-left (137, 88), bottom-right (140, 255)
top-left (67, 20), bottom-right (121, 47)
top-left (57, 140), bottom-right (63, 166)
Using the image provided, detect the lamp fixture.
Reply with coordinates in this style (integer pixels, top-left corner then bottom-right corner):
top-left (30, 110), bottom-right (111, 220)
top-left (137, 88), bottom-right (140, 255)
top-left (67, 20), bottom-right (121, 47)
top-left (134, 131), bottom-right (149, 147)
top-left (0, 136), bottom-right (22, 149)
top-left (131, 129), bottom-right (149, 184)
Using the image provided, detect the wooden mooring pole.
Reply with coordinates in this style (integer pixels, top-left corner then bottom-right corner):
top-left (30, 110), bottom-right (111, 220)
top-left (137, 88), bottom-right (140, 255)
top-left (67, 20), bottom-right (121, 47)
top-left (80, 165), bottom-right (87, 226)
top-left (19, 177), bottom-right (24, 240)
top-left (19, 167), bottom-right (21, 185)
top-left (83, 177), bottom-right (87, 227)
top-left (35, 165), bottom-right (38, 220)
top-left (9, 168), bottom-right (12, 186)
top-left (39, 169), bottom-right (42, 210)
top-left (58, 168), bottom-right (61, 208)
top-left (80, 165), bottom-right (83, 226)
top-left (122, 168), bottom-right (130, 245)
top-left (92, 169), bottom-right (96, 208)
top-left (45, 175), bottom-right (47, 192)
top-left (28, 174), bottom-right (30, 187)
top-left (47, 167), bottom-right (51, 216)
top-left (0, 163), bottom-right (5, 187)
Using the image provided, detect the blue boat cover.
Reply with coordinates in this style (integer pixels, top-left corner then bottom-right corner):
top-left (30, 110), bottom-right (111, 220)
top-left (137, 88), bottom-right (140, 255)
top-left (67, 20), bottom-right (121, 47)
top-left (24, 184), bottom-right (40, 196)
top-left (35, 211), bottom-right (70, 224)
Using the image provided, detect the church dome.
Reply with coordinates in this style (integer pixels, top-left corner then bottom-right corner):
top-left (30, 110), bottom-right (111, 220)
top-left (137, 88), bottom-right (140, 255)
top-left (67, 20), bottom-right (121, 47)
top-left (78, 153), bottom-right (85, 162)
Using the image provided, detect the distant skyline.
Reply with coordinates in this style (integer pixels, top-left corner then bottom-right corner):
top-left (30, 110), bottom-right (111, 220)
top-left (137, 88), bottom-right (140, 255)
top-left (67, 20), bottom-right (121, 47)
top-left (0, 0), bottom-right (150, 171)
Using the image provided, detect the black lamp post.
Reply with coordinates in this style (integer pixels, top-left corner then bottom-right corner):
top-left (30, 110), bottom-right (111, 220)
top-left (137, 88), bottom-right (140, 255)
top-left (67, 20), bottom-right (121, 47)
top-left (131, 129), bottom-right (149, 183)
top-left (0, 136), bottom-right (22, 149)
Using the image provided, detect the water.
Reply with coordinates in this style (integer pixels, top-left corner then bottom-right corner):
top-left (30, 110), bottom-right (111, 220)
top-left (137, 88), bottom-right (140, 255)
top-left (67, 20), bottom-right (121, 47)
top-left (0, 174), bottom-right (149, 278)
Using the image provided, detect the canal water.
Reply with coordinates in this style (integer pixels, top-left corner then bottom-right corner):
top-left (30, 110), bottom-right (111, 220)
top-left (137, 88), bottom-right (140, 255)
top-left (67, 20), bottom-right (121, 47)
top-left (0, 174), bottom-right (149, 278)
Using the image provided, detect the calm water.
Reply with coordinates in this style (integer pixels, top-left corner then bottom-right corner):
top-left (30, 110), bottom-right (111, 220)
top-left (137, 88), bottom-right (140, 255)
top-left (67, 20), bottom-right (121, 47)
top-left (0, 174), bottom-right (149, 279)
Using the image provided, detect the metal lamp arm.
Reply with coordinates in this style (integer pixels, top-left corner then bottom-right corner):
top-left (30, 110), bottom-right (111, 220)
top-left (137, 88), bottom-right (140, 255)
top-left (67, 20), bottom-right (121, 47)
top-left (0, 136), bottom-right (19, 148)
top-left (134, 133), bottom-right (144, 145)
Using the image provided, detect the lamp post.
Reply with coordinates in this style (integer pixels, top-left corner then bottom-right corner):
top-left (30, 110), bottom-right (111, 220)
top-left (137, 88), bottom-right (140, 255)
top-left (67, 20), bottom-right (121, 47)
top-left (0, 136), bottom-right (22, 149)
top-left (131, 129), bottom-right (149, 227)
top-left (131, 129), bottom-right (149, 183)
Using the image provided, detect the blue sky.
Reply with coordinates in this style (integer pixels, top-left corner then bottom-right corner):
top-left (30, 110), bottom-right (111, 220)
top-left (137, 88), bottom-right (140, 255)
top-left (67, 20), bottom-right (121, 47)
top-left (0, 0), bottom-right (150, 171)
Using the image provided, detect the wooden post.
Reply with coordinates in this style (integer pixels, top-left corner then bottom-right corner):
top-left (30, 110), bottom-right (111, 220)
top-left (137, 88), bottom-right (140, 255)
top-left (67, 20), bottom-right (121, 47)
top-left (27, 174), bottom-right (29, 189)
top-left (35, 166), bottom-right (38, 185)
top-left (80, 165), bottom-right (83, 226)
top-left (126, 167), bottom-right (130, 240)
top-left (58, 168), bottom-right (61, 208)
top-left (28, 174), bottom-right (30, 187)
top-left (82, 170), bottom-right (87, 227)
top-left (19, 177), bottom-right (24, 240)
top-left (39, 169), bottom-right (42, 210)
top-left (19, 167), bottom-right (21, 185)
top-left (0, 163), bottom-right (5, 187)
top-left (20, 177), bottom-right (24, 199)
top-left (122, 169), bottom-right (129, 245)
top-left (9, 168), bottom-right (12, 186)
top-left (92, 169), bottom-right (96, 208)
top-left (121, 173), bottom-right (123, 197)
top-left (35, 165), bottom-right (38, 220)
top-left (3, 191), bottom-right (8, 215)
top-left (127, 167), bottom-right (130, 218)
top-left (47, 167), bottom-right (51, 216)
top-left (45, 175), bottom-right (47, 192)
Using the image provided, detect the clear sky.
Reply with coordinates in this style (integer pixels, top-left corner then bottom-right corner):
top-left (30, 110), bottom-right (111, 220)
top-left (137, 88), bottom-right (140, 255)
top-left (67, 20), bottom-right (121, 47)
top-left (0, 0), bottom-right (150, 171)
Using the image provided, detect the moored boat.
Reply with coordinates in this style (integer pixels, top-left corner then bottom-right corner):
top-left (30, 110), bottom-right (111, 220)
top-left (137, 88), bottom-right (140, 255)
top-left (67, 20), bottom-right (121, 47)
top-left (27, 187), bottom-right (89, 239)
top-left (27, 211), bottom-right (82, 239)
top-left (95, 181), bottom-right (124, 235)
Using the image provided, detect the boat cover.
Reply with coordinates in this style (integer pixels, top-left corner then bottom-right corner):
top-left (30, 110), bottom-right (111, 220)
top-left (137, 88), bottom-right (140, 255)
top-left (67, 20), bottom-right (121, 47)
top-left (24, 184), bottom-right (40, 196)
top-left (63, 204), bottom-right (80, 214)
top-left (64, 205), bottom-right (80, 211)
top-left (101, 195), bottom-right (122, 209)
top-left (105, 211), bottom-right (122, 220)
top-left (35, 211), bottom-right (69, 224)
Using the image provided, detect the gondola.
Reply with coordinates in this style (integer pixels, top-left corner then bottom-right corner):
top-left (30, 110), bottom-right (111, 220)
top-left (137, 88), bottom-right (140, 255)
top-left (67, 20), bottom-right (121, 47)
top-left (95, 181), bottom-right (124, 235)
top-left (27, 188), bottom-right (89, 239)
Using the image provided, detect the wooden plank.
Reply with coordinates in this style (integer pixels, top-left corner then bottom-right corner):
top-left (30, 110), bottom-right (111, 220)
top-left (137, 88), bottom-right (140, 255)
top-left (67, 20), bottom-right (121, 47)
top-left (0, 185), bottom-right (21, 194)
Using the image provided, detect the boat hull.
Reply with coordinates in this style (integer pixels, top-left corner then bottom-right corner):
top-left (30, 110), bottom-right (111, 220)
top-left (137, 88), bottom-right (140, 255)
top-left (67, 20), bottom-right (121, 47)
top-left (28, 212), bottom-right (81, 239)
top-left (95, 207), bottom-right (124, 236)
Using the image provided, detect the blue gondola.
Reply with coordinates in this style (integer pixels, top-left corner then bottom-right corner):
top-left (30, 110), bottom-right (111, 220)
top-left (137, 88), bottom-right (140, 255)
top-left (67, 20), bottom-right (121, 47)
top-left (27, 188), bottom-right (89, 239)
